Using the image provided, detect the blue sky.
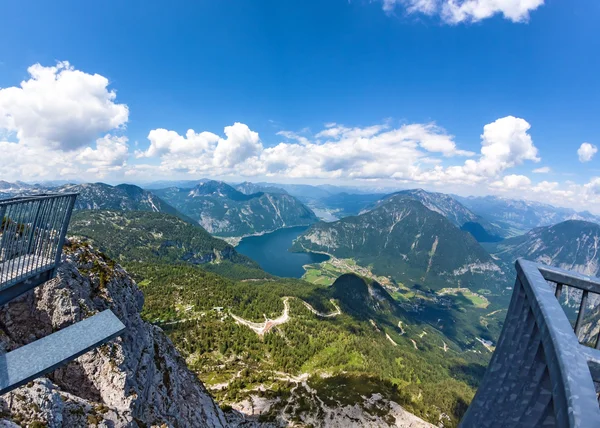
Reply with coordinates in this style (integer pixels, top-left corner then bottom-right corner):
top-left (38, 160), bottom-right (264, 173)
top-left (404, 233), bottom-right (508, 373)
top-left (1, 0), bottom-right (600, 210)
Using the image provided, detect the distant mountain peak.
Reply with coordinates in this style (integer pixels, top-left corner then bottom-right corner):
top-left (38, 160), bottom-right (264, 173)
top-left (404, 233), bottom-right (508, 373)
top-left (492, 219), bottom-right (600, 277)
top-left (156, 181), bottom-right (318, 236)
top-left (189, 180), bottom-right (259, 201)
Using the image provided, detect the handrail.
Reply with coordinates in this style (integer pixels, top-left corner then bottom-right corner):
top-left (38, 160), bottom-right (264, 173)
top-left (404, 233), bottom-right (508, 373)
top-left (0, 193), bottom-right (77, 300)
top-left (460, 259), bottom-right (600, 427)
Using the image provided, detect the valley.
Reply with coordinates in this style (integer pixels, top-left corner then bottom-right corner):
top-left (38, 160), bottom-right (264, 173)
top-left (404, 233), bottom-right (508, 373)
top-left (3, 179), bottom-right (600, 427)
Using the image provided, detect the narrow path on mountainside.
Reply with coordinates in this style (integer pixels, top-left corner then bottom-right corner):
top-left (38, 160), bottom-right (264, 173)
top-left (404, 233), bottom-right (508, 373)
top-left (230, 297), bottom-right (290, 336)
top-left (230, 297), bottom-right (342, 335)
top-left (301, 299), bottom-right (341, 317)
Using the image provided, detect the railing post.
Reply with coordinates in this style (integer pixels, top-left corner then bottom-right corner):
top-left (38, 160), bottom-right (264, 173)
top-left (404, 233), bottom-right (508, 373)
top-left (574, 290), bottom-right (589, 337)
top-left (53, 195), bottom-right (76, 268)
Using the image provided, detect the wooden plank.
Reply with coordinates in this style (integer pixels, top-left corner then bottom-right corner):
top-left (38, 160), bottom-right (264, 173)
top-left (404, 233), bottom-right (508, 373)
top-left (0, 310), bottom-right (125, 395)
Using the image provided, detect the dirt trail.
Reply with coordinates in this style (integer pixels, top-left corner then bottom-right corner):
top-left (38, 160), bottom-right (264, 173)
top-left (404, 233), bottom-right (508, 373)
top-left (230, 297), bottom-right (290, 335)
top-left (301, 299), bottom-right (341, 318)
top-left (386, 333), bottom-right (398, 346)
top-left (397, 321), bottom-right (405, 335)
top-left (231, 297), bottom-right (342, 336)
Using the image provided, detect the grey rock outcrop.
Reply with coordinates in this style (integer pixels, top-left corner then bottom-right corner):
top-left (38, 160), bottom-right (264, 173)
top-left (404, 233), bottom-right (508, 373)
top-left (0, 240), bottom-right (232, 427)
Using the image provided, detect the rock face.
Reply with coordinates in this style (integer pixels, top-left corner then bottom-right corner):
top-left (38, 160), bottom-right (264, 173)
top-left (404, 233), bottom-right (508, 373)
top-left (368, 189), bottom-right (504, 241)
top-left (491, 220), bottom-right (600, 277)
top-left (0, 240), bottom-right (233, 427)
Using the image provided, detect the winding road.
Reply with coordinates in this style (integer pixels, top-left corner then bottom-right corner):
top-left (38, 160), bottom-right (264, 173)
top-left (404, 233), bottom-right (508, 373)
top-left (301, 299), bottom-right (341, 318)
top-left (230, 297), bottom-right (341, 336)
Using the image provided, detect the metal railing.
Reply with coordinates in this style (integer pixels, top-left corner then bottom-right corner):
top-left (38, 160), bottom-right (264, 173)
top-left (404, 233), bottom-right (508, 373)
top-left (0, 193), bottom-right (77, 293)
top-left (461, 259), bottom-right (600, 427)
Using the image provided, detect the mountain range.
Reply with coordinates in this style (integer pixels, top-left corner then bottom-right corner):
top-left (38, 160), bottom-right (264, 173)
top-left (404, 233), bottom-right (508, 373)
top-left (455, 194), bottom-right (600, 236)
top-left (154, 181), bottom-right (318, 237)
top-left (57, 183), bottom-right (184, 214)
top-left (5, 177), bottom-right (600, 427)
top-left (367, 189), bottom-right (505, 242)
top-left (292, 193), bottom-right (503, 289)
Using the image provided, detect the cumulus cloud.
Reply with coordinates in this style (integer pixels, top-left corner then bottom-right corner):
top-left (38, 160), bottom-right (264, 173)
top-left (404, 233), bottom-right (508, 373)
top-left (490, 174), bottom-right (532, 189)
top-left (214, 123), bottom-right (263, 168)
top-left (144, 121), bottom-right (475, 180)
top-left (0, 61), bottom-right (128, 150)
top-left (578, 142), bottom-right (597, 163)
top-left (77, 135), bottom-right (129, 171)
top-left (415, 116), bottom-right (539, 184)
top-left (140, 129), bottom-right (219, 158)
top-left (0, 61), bottom-right (130, 180)
top-left (382, 0), bottom-right (544, 23)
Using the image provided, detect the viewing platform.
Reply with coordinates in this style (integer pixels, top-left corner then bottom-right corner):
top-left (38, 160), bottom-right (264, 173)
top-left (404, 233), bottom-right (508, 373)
top-left (0, 193), bottom-right (125, 395)
top-left (461, 259), bottom-right (600, 427)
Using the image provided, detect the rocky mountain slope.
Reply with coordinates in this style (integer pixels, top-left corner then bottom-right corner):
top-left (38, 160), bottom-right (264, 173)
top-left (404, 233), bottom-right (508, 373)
top-left (234, 182), bottom-right (289, 195)
top-left (456, 195), bottom-right (600, 235)
top-left (155, 181), bottom-right (318, 237)
top-left (0, 240), bottom-right (256, 427)
top-left (490, 220), bottom-right (600, 277)
top-left (56, 183), bottom-right (183, 215)
top-left (368, 189), bottom-right (505, 242)
top-left (490, 221), bottom-right (600, 346)
top-left (293, 194), bottom-right (502, 289)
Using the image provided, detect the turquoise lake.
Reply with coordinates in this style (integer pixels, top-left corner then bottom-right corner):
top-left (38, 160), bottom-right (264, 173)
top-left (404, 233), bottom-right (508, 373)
top-left (236, 226), bottom-right (330, 278)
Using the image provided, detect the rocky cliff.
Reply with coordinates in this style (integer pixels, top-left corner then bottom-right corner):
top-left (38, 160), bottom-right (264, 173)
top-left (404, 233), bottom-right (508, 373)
top-left (0, 240), bottom-right (258, 427)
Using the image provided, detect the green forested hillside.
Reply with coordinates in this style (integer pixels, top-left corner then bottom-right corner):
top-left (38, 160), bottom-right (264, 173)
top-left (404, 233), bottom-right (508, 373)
top-left (293, 195), bottom-right (502, 289)
top-left (293, 195), bottom-right (511, 348)
top-left (65, 220), bottom-right (484, 426)
top-left (133, 263), bottom-right (481, 426)
top-left (64, 202), bottom-right (498, 426)
top-left (69, 210), bottom-right (269, 280)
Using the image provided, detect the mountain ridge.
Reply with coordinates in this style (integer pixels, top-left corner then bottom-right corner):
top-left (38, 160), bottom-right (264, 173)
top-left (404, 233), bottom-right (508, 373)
top-left (293, 194), bottom-right (502, 287)
top-left (155, 180), bottom-right (318, 237)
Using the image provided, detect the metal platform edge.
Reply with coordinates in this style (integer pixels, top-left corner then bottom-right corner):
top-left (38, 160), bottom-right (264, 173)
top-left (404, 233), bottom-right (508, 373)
top-left (0, 309), bottom-right (126, 395)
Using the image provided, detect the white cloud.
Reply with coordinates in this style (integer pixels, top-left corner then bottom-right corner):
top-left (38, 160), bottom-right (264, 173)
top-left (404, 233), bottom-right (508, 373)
top-left (77, 135), bottom-right (129, 170)
top-left (0, 61), bottom-right (130, 180)
top-left (490, 174), bottom-right (531, 189)
top-left (145, 121), bottom-right (475, 180)
top-left (532, 166), bottom-right (550, 173)
top-left (140, 128), bottom-right (219, 158)
top-left (0, 61), bottom-right (128, 150)
top-left (578, 142), bottom-right (597, 163)
top-left (415, 116), bottom-right (539, 184)
top-left (214, 123), bottom-right (263, 168)
top-left (584, 177), bottom-right (600, 195)
top-left (277, 130), bottom-right (309, 146)
top-left (382, 0), bottom-right (544, 24)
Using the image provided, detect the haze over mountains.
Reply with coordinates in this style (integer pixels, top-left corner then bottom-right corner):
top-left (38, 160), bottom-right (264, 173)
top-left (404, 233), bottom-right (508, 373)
top-left (456, 195), bottom-right (600, 236)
